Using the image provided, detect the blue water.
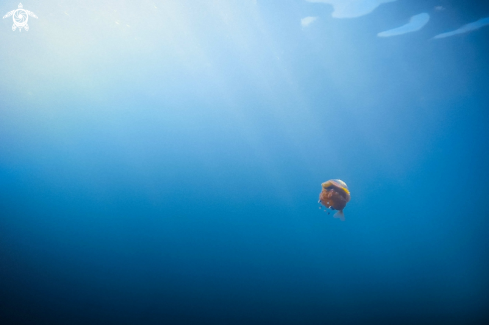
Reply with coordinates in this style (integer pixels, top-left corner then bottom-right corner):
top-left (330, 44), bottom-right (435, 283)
top-left (1, 1), bottom-right (488, 324)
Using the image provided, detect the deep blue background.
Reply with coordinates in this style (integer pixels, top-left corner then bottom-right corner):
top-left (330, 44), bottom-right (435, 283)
top-left (1, 1), bottom-right (488, 324)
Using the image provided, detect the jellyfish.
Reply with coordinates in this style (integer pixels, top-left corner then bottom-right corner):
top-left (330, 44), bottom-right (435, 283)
top-left (319, 179), bottom-right (350, 221)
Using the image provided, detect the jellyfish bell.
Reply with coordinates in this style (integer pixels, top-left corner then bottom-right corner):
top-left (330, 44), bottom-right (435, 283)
top-left (319, 179), bottom-right (350, 221)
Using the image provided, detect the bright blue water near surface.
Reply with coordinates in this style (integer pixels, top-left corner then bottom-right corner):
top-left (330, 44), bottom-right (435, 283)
top-left (0, 1), bottom-right (488, 324)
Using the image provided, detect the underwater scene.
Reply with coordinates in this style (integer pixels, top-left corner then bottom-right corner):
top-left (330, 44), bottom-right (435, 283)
top-left (0, 1), bottom-right (488, 324)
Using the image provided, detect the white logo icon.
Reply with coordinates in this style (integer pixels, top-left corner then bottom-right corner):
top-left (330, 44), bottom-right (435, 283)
top-left (3, 3), bottom-right (38, 32)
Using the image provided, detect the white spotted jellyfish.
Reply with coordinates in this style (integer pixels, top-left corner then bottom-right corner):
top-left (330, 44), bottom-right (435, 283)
top-left (319, 179), bottom-right (351, 221)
